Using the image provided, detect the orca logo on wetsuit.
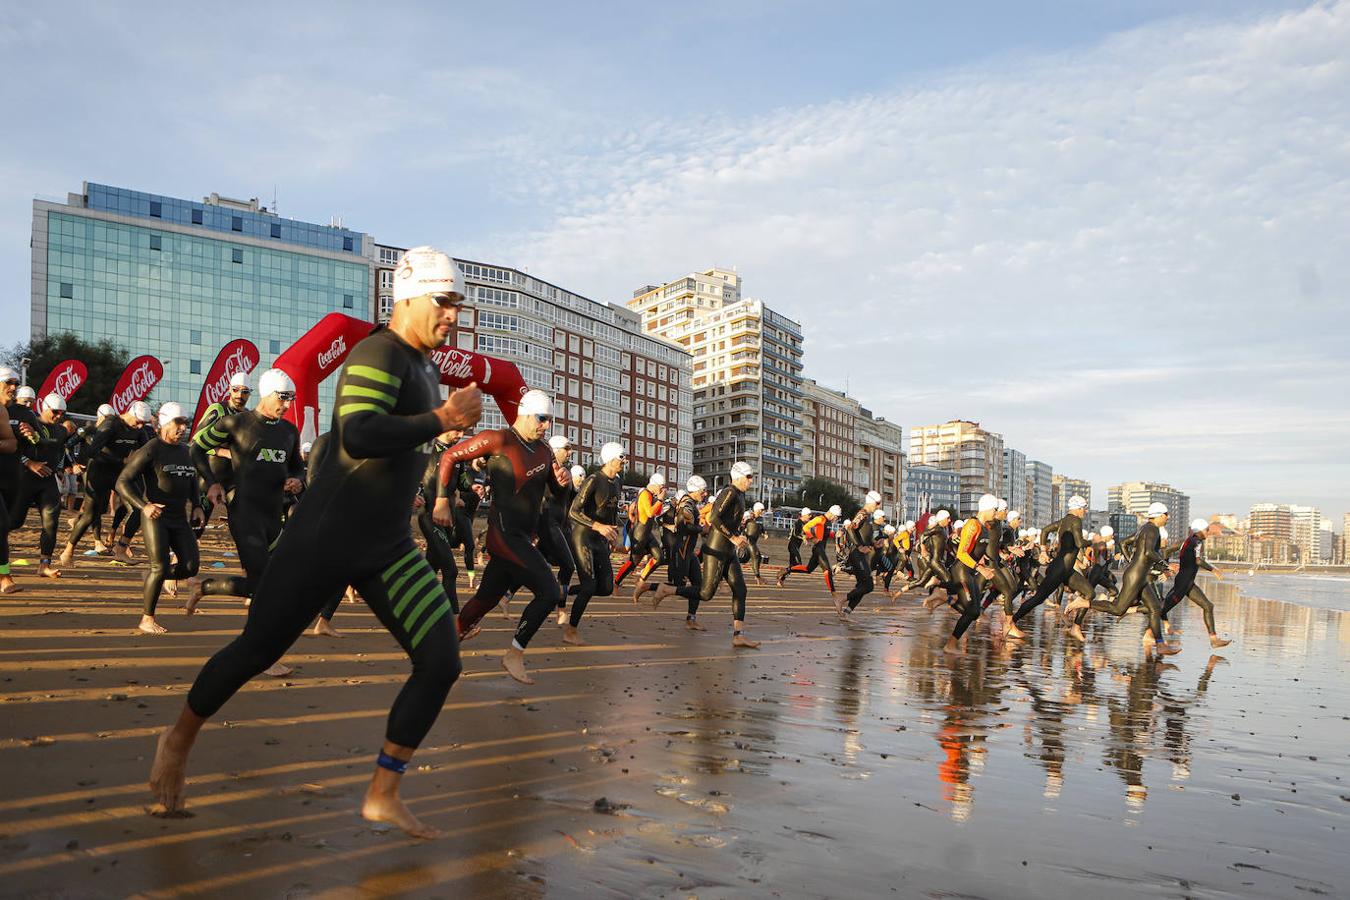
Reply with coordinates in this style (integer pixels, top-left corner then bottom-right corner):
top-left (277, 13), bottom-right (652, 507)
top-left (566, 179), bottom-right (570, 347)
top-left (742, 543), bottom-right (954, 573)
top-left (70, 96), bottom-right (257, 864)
top-left (524, 462), bottom-right (546, 479)
top-left (256, 448), bottom-right (288, 463)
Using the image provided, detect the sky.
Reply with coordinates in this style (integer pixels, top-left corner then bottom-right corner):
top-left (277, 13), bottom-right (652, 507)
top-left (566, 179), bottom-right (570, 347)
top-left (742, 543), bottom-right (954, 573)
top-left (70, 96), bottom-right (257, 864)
top-left (2, 0), bottom-right (1346, 525)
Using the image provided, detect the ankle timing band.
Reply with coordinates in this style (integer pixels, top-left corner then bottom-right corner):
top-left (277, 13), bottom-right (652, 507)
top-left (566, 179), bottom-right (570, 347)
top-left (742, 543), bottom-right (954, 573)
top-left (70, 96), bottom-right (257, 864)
top-left (376, 751), bottom-right (408, 774)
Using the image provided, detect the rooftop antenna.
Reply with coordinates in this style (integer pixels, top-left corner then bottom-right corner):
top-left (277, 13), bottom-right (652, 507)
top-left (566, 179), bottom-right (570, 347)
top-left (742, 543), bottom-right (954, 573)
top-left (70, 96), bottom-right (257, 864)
top-left (271, 185), bottom-right (278, 217)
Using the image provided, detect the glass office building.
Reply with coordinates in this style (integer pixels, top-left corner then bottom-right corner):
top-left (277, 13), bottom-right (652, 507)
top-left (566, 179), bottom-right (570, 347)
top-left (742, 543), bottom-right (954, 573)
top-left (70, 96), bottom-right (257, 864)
top-left (31, 182), bottom-right (372, 417)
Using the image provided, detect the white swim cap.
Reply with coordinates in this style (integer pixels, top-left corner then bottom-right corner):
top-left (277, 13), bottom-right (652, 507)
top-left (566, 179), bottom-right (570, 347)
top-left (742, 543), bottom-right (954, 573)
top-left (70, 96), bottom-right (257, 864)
top-left (17, 385), bottom-right (36, 401)
top-left (1018, 528), bottom-right (1030, 539)
top-left (884, 524), bottom-right (896, 535)
top-left (0, 367), bottom-right (19, 384)
top-left (1100, 525), bottom-right (1114, 538)
top-left (997, 498), bottom-right (1008, 512)
top-left (1147, 501), bottom-right (1169, 518)
top-left (1008, 510), bottom-right (1021, 522)
top-left (978, 493), bottom-right (999, 513)
top-left (258, 368), bottom-right (295, 397)
top-left (42, 392), bottom-right (67, 413)
top-left (229, 372), bottom-right (251, 389)
top-left (1191, 518), bottom-right (1209, 533)
top-left (648, 472), bottom-right (666, 488)
top-left (872, 510), bottom-right (886, 522)
top-left (1088, 532), bottom-right (1099, 542)
top-left (865, 490), bottom-right (882, 506)
top-left (393, 246), bottom-right (466, 303)
top-left (301, 441), bottom-right (313, 455)
top-left (687, 475), bottom-right (707, 493)
top-left (954, 519), bottom-right (966, 530)
top-left (730, 461), bottom-right (755, 481)
top-left (934, 510), bottom-right (951, 523)
top-left (904, 520), bottom-right (915, 530)
top-left (517, 389), bottom-right (552, 420)
top-left (570, 464), bottom-right (586, 480)
top-left (600, 442), bottom-right (626, 465)
top-left (753, 502), bottom-right (765, 513)
top-left (158, 402), bottom-right (188, 425)
top-left (827, 505), bottom-right (842, 518)
top-left (800, 507), bottom-right (812, 518)
top-left (96, 403), bottom-right (116, 419)
top-left (742, 510), bottom-right (754, 520)
top-left (1068, 495), bottom-right (1087, 511)
top-left (131, 400), bottom-right (152, 423)
top-left (548, 435), bottom-right (571, 451)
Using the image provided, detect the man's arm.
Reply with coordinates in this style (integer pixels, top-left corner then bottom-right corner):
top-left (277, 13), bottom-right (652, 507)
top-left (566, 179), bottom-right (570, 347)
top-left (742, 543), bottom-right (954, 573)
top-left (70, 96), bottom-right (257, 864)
top-left (568, 475), bottom-right (600, 530)
top-left (439, 431), bottom-right (503, 487)
top-left (115, 443), bottom-right (154, 511)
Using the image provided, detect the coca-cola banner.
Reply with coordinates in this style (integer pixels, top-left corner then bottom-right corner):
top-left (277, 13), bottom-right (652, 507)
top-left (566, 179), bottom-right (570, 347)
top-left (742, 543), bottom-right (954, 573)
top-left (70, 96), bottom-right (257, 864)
top-left (37, 359), bottom-right (88, 402)
top-left (109, 355), bottom-right (165, 415)
top-left (274, 313), bottom-right (529, 444)
top-left (192, 339), bottom-right (260, 428)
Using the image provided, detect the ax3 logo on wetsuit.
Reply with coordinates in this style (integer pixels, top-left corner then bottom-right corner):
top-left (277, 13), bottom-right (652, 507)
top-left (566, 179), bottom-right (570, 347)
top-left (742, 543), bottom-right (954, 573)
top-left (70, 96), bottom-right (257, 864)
top-left (256, 449), bottom-right (288, 463)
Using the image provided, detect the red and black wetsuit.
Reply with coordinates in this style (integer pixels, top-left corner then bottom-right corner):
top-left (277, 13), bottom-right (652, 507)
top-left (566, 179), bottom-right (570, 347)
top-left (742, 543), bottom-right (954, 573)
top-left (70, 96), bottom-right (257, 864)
top-left (443, 428), bottom-right (569, 647)
top-left (1161, 533), bottom-right (1218, 634)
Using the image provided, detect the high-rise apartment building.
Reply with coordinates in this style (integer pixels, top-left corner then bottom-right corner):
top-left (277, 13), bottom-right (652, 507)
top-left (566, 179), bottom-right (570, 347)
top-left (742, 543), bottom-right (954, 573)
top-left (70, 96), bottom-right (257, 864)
top-left (1025, 460), bottom-right (1053, 525)
top-left (32, 182), bottom-right (372, 414)
top-left (904, 464), bottom-right (960, 518)
top-left (799, 380), bottom-right (904, 513)
top-left (1289, 505), bottom-right (1324, 565)
top-left (1002, 447), bottom-right (1027, 514)
top-left (1108, 481), bottom-right (1190, 533)
top-left (857, 413), bottom-right (904, 515)
top-left (909, 420), bottom-right (1004, 517)
top-left (1248, 503), bottom-right (1293, 542)
top-left (1053, 475), bottom-right (1093, 519)
top-left (629, 269), bottom-right (804, 499)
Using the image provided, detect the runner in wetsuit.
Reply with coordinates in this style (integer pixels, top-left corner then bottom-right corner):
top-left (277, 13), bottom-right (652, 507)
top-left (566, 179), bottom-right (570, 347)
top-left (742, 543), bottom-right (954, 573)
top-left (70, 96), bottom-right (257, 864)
top-left (917, 510), bottom-right (956, 608)
top-left (116, 403), bottom-right (203, 634)
top-left (946, 495), bottom-right (1000, 654)
top-left (449, 389), bottom-right (570, 684)
top-left (150, 246), bottom-right (483, 839)
top-left (9, 393), bottom-right (69, 579)
top-left (653, 461), bottom-right (760, 648)
top-left (0, 368), bottom-right (20, 594)
top-left (1006, 496), bottom-right (1088, 638)
top-left (839, 492), bottom-right (883, 618)
top-left (668, 476), bottom-right (708, 603)
top-left (1161, 519), bottom-right (1232, 648)
top-left (621, 472), bottom-right (667, 598)
top-left (537, 435), bottom-right (577, 610)
top-left (744, 502), bottom-right (768, 584)
top-left (982, 506), bottom-right (1023, 617)
top-left (422, 429), bottom-right (465, 615)
top-left (777, 505), bottom-right (840, 594)
top-left (191, 373), bottom-right (252, 538)
top-left (1088, 503), bottom-right (1181, 654)
top-left (187, 369), bottom-right (304, 612)
top-left (59, 405), bottom-right (147, 566)
top-left (786, 507), bottom-right (808, 571)
top-left (564, 442), bottom-right (626, 643)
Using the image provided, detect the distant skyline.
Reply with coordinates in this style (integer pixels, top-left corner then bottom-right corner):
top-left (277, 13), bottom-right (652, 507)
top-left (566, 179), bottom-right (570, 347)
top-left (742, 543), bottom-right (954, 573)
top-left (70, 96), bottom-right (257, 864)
top-left (2, 1), bottom-right (1346, 523)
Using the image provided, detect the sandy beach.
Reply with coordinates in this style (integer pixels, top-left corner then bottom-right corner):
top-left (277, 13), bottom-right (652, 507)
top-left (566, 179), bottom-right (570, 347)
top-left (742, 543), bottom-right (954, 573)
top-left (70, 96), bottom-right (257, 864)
top-left (1, 528), bottom-right (1345, 898)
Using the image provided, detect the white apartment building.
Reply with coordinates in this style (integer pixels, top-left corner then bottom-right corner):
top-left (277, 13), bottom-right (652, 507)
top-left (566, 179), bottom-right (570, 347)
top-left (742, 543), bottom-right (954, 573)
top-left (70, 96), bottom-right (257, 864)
top-left (1025, 460), bottom-right (1053, 525)
top-left (1108, 481), bottom-right (1191, 535)
top-left (1052, 475), bottom-right (1093, 519)
top-left (909, 420), bottom-right (1005, 517)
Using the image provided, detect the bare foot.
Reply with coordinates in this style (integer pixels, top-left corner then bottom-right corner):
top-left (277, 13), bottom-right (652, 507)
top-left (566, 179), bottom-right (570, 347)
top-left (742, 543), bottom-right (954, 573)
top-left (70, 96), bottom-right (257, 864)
top-left (501, 647), bottom-right (534, 684)
top-left (561, 624), bottom-right (583, 645)
top-left (58, 545), bottom-right (75, 567)
top-left (459, 624), bottom-right (481, 643)
top-left (651, 584), bottom-right (675, 610)
top-left (776, 571), bottom-right (787, 588)
top-left (0, 579), bottom-right (21, 595)
top-left (361, 789), bottom-right (441, 840)
top-left (1156, 642), bottom-right (1182, 656)
top-left (633, 582), bottom-right (652, 604)
top-left (138, 616), bottom-right (168, 635)
top-left (1210, 635), bottom-right (1232, 648)
top-left (1067, 623), bottom-right (1085, 643)
top-left (311, 618), bottom-right (341, 637)
top-left (685, 617), bottom-right (706, 632)
top-left (923, 591), bottom-right (946, 612)
top-left (112, 544), bottom-right (133, 565)
top-left (264, 662), bottom-right (292, 677)
top-left (943, 637), bottom-right (962, 655)
top-left (184, 578), bottom-right (203, 615)
top-left (501, 594), bottom-right (513, 618)
top-left (1006, 622), bottom-right (1026, 640)
top-left (345, 586), bottom-right (360, 604)
top-left (1065, 596), bottom-right (1090, 613)
top-left (1142, 629), bottom-right (1156, 645)
top-left (94, 540), bottom-right (109, 554)
top-left (39, 564), bottom-right (61, 579)
top-left (164, 580), bottom-right (178, 597)
top-left (833, 594), bottom-right (846, 618)
top-left (732, 633), bottom-right (760, 649)
top-left (148, 728), bottom-right (189, 816)
top-left (555, 608), bottom-right (568, 626)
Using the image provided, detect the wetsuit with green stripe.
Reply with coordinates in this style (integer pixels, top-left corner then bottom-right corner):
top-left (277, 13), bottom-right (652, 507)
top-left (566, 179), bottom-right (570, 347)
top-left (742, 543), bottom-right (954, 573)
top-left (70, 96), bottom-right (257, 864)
top-left (190, 397), bottom-right (248, 536)
top-left (186, 328), bottom-right (461, 750)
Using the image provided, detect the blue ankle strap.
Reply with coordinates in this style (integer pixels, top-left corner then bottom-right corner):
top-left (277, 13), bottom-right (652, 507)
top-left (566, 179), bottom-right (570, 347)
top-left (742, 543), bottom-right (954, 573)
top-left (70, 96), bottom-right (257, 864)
top-left (376, 751), bottom-right (408, 774)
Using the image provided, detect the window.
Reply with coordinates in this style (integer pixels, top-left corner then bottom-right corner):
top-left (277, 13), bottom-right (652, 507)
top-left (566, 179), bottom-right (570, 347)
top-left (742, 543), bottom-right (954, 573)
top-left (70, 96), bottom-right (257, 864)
top-left (149, 200), bottom-right (162, 218)
top-left (457, 332), bottom-right (474, 350)
top-left (150, 235), bottom-right (161, 251)
top-left (270, 339), bottom-right (281, 354)
top-left (554, 350), bottom-right (565, 368)
top-left (231, 216), bottom-right (243, 232)
top-left (190, 329), bottom-right (202, 344)
top-left (191, 208), bottom-right (203, 225)
top-left (554, 373), bottom-right (564, 392)
top-left (457, 310), bottom-right (474, 328)
top-left (343, 236), bottom-right (354, 252)
top-left (190, 360), bottom-right (202, 375)
top-left (59, 282), bottom-right (73, 299)
top-left (569, 335), bottom-right (580, 353)
top-left (232, 248), bottom-right (244, 264)
top-left (270, 223), bottom-right (282, 238)
top-left (343, 294), bottom-right (354, 309)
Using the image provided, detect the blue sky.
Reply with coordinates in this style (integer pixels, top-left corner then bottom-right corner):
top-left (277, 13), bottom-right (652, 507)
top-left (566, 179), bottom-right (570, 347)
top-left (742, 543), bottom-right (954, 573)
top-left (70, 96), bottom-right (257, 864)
top-left (2, 0), bottom-right (1346, 525)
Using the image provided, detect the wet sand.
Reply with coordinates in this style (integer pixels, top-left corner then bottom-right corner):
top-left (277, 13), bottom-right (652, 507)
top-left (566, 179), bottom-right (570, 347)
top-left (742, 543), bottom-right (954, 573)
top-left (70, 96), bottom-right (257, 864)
top-left (1, 529), bottom-right (1346, 898)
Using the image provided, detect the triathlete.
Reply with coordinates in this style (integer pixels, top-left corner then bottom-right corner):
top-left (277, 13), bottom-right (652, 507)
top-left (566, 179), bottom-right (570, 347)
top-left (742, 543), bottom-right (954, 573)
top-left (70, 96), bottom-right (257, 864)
top-left (1087, 502), bottom-right (1181, 655)
top-left (423, 428), bottom-right (466, 614)
top-left (839, 492), bottom-right (883, 619)
top-left (116, 402), bottom-right (203, 635)
top-left (668, 476), bottom-right (708, 608)
top-left (653, 461), bottom-right (760, 648)
top-left (564, 442), bottom-right (626, 643)
top-left (537, 435), bottom-right (577, 603)
top-left (1161, 518), bottom-right (1232, 648)
top-left (0, 367), bottom-right (20, 594)
top-left (191, 372), bottom-right (252, 538)
top-left (150, 246), bottom-right (483, 839)
top-left (555, 463), bottom-right (587, 625)
top-left (945, 494), bottom-right (999, 654)
top-left (449, 389), bottom-right (570, 684)
top-left (1005, 496), bottom-right (1088, 639)
top-left (9, 393), bottom-right (69, 579)
top-left (777, 504), bottom-right (840, 594)
top-left (785, 507), bottom-right (809, 571)
top-left (59, 403), bottom-right (147, 565)
top-left (621, 472), bottom-right (667, 598)
top-left (744, 502), bottom-right (768, 585)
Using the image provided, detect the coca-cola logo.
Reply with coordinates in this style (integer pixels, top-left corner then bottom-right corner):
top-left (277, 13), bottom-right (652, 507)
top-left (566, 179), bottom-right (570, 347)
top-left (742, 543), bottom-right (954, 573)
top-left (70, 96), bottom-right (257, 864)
top-left (203, 345), bottom-right (258, 406)
top-left (111, 360), bottom-right (162, 413)
top-left (54, 363), bottom-right (83, 398)
top-left (317, 336), bottom-right (347, 370)
top-left (432, 348), bottom-right (475, 381)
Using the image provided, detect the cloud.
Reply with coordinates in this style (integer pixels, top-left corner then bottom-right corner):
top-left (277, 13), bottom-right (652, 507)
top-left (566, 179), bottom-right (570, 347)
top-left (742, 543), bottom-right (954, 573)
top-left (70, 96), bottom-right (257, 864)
top-left (489, 1), bottom-right (1350, 517)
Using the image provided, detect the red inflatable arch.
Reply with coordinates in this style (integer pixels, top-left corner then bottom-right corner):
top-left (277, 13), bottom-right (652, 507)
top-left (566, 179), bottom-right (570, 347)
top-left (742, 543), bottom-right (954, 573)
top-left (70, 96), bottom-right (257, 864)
top-left (273, 313), bottom-right (528, 442)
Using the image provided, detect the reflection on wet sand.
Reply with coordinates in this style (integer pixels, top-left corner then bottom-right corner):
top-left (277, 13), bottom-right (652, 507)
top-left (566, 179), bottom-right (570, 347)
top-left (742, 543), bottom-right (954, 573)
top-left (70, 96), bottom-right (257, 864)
top-left (0, 529), bottom-right (1345, 897)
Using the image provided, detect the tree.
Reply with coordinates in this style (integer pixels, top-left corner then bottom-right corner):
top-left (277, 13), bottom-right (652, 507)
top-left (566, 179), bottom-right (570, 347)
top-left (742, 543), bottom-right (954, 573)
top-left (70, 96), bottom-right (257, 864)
top-left (774, 476), bottom-right (860, 519)
top-left (1, 333), bottom-right (130, 416)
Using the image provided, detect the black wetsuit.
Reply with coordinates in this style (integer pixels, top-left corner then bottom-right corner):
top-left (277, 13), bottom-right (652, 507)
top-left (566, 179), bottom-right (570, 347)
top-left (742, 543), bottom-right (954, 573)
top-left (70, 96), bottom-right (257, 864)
top-left (786, 517), bottom-right (805, 569)
top-left (982, 518), bottom-right (1023, 615)
top-left (744, 516), bottom-right (766, 579)
top-left (567, 470), bottom-right (622, 628)
top-left (190, 398), bottom-right (247, 536)
top-left (668, 494), bottom-right (703, 589)
top-left (0, 405), bottom-right (20, 578)
top-left (951, 518), bottom-right (991, 639)
top-left (1011, 513), bottom-right (1085, 622)
top-left (915, 522), bottom-right (954, 594)
top-left (117, 437), bottom-right (202, 615)
top-left (67, 417), bottom-right (145, 550)
top-left (845, 512), bottom-right (877, 611)
top-left (1091, 520), bottom-right (1167, 641)
top-left (781, 514), bottom-right (835, 592)
top-left (187, 328), bottom-right (462, 750)
top-left (1162, 533), bottom-right (1217, 635)
top-left (418, 440), bottom-right (459, 613)
top-left (192, 409), bottom-right (303, 599)
top-left (537, 461), bottom-right (577, 600)
top-left (8, 410), bottom-right (65, 562)
top-left (616, 487), bottom-right (665, 586)
top-left (673, 484), bottom-right (748, 621)
top-left (449, 428), bottom-right (567, 647)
